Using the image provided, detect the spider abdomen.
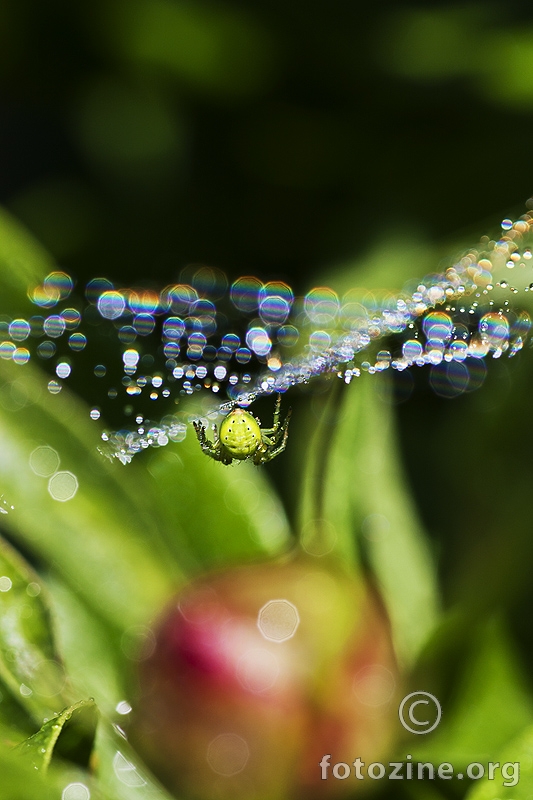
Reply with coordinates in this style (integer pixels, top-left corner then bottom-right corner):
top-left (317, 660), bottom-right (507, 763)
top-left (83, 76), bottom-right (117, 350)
top-left (219, 409), bottom-right (262, 459)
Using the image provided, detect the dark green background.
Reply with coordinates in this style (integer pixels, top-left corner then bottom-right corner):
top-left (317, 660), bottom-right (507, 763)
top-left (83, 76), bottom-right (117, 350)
top-left (2, 0), bottom-right (533, 287)
top-left (2, 4), bottom-right (533, 796)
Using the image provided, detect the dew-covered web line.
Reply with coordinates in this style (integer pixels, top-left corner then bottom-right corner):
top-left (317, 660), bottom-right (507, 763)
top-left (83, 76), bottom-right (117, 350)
top-left (4, 210), bottom-right (533, 463)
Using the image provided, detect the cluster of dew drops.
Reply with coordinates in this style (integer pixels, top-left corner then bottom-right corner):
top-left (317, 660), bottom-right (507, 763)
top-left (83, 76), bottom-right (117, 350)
top-left (3, 211), bottom-right (533, 463)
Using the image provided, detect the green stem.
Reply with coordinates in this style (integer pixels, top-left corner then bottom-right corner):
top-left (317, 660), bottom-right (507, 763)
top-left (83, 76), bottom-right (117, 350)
top-left (296, 378), bottom-right (346, 557)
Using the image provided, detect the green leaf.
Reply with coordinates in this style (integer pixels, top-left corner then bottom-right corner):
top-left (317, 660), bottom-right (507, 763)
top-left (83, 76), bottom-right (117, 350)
top-left (16, 699), bottom-right (98, 773)
top-left (0, 690), bottom-right (36, 743)
top-left (297, 379), bottom-right (358, 565)
top-left (0, 358), bottom-right (179, 633)
top-left (46, 576), bottom-right (127, 718)
top-left (349, 377), bottom-right (439, 665)
top-left (465, 723), bottom-right (529, 800)
top-left (110, 0), bottom-right (275, 98)
top-left (298, 374), bottom-right (439, 665)
top-left (400, 786), bottom-right (448, 800)
top-left (146, 431), bottom-right (292, 570)
top-left (94, 718), bottom-right (177, 800)
top-left (410, 616), bottom-right (533, 767)
top-left (0, 534), bottom-right (68, 723)
top-left (0, 745), bottom-right (63, 799)
top-left (0, 207), bottom-right (182, 633)
top-left (0, 207), bottom-right (58, 307)
top-left (326, 230), bottom-right (438, 298)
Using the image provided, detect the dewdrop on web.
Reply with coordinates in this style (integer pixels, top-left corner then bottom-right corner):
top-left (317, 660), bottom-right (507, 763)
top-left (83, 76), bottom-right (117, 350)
top-left (4, 206), bottom-right (533, 463)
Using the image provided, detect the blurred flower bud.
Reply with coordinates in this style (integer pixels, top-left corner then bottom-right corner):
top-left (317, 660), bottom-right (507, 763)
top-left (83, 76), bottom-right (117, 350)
top-left (132, 554), bottom-right (399, 798)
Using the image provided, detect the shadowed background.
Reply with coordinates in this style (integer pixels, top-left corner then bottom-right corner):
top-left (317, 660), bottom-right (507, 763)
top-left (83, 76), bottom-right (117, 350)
top-left (2, 0), bottom-right (533, 286)
top-left (2, 3), bottom-right (533, 797)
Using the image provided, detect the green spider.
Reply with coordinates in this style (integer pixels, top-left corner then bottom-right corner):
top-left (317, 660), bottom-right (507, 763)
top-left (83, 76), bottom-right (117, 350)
top-left (193, 394), bottom-right (291, 466)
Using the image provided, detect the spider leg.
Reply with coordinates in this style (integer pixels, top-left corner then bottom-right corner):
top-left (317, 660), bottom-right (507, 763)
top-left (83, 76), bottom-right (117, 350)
top-left (261, 393), bottom-right (283, 436)
top-left (192, 419), bottom-right (208, 446)
top-left (252, 444), bottom-right (268, 465)
top-left (270, 406), bottom-right (292, 444)
top-left (256, 407), bottom-right (292, 464)
top-left (192, 420), bottom-right (227, 462)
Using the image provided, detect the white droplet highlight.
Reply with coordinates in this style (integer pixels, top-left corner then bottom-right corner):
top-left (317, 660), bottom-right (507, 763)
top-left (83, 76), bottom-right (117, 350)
top-left (29, 446), bottom-right (60, 477)
top-left (257, 599), bottom-right (299, 642)
top-left (48, 471), bottom-right (79, 502)
top-left (112, 751), bottom-right (147, 787)
top-left (62, 783), bottom-right (90, 800)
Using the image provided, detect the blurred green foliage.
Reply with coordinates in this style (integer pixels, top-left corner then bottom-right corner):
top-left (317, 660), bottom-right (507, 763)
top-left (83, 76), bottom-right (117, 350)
top-left (1, 1), bottom-right (533, 799)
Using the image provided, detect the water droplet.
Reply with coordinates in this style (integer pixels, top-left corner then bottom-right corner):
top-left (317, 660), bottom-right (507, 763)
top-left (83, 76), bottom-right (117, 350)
top-left (62, 308), bottom-right (81, 329)
top-left (30, 446), bottom-right (60, 477)
top-left (300, 519), bottom-right (337, 556)
top-left (9, 319), bottom-right (31, 341)
top-left (207, 733), bottom-right (250, 776)
top-left (37, 340), bottom-right (56, 359)
top-left (3, 205), bottom-right (532, 462)
top-left (68, 332), bottom-right (87, 351)
top-left (230, 276), bottom-right (263, 312)
top-left (115, 700), bottom-right (132, 715)
top-left (48, 471), bottom-right (79, 502)
top-left (43, 315), bottom-right (66, 338)
top-left (13, 348), bottom-right (30, 365)
top-left (47, 380), bottom-right (62, 394)
top-left (97, 291), bottom-right (126, 320)
top-left (113, 751), bottom-right (147, 787)
top-left (62, 781), bottom-right (91, 800)
top-left (32, 660), bottom-right (66, 697)
top-left (56, 362), bottom-right (71, 379)
top-left (245, 327), bottom-right (272, 357)
top-left (0, 342), bottom-right (16, 360)
top-left (120, 625), bottom-right (156, 661)
top-left (257, 599), bottom-right (299, 642)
